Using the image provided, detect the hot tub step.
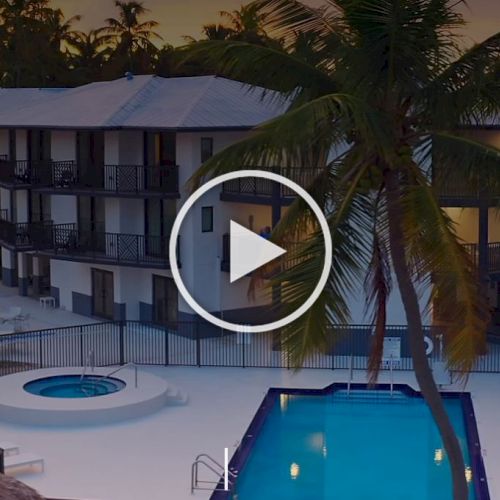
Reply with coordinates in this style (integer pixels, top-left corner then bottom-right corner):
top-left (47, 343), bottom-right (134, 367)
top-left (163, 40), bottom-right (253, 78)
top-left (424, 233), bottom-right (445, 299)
top-left (0, 441), bottom-right (20, 456)
top-left (5, 452), bottom-right (44, 475)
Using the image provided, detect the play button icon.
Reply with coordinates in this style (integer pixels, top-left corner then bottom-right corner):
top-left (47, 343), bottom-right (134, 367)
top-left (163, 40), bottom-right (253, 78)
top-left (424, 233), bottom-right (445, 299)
top-left (169, 170), bottom-right (332, 334)
top-left (229, 221), bottom-right (287, 283)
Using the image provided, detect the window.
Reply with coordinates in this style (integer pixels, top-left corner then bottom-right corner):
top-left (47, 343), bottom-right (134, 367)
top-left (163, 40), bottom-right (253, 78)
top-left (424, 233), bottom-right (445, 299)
top-left (201, 137), bottom-right (214, 163)
top-left (201, 206), bottom-right (213, 233)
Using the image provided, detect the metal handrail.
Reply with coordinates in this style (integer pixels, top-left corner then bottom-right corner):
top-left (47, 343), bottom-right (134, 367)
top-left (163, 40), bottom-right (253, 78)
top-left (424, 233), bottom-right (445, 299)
top-left (101, 362), bottom-right (138, 389)
top-left (191, 453), bottom-right (236, 493)
top-left (389, 355), bottom-right (394, 397)
top-left (80, 349), bottom-right (94, 381)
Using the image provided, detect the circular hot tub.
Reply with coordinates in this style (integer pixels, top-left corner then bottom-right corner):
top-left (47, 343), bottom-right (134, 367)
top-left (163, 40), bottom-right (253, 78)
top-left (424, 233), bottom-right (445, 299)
top-left (24, 375), bottom-right (126, 399)
top-left (0, 368), bottom-right (170, 426)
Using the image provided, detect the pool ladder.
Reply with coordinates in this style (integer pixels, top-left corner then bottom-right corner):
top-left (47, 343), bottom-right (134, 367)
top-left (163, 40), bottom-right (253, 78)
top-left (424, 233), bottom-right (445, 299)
top-left (191, 453), bottom-right (237, 494)
top-left (346, 354), bottom-right (395, 397)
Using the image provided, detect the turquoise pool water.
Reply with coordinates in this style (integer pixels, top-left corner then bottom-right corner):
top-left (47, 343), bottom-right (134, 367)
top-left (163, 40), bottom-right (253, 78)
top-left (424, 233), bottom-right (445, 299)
top-left (235, 390), bottom-right (475, 500)
top-left (24, 375), bottom-right (126, 398)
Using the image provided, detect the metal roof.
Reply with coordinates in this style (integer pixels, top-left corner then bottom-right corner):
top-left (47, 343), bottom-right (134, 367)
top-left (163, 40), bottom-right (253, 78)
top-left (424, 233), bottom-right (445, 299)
top-left (0, 75), bottom-right (288, 130)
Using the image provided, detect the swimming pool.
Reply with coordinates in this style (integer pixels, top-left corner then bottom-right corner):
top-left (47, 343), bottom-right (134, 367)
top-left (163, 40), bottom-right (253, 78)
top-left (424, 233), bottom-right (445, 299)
top-left (214, 384), bottom-right (489, 500)
top-left (23, 375), bottom-right (126, 398)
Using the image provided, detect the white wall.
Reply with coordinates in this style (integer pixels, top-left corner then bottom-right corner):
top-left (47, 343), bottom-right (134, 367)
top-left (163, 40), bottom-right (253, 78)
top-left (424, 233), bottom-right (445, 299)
top-left (15, 190), bottom-right (28, 223)
top-left (51, 131), bottom-right (76, 161)
top-left (15, 130), bottom-right (27, 160)
top-left (51, 196), bottom-right (77, 225)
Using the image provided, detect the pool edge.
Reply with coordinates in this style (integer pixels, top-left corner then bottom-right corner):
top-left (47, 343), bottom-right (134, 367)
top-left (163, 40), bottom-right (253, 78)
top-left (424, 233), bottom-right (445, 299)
top-left (210, 383), bottom-right (490, 500)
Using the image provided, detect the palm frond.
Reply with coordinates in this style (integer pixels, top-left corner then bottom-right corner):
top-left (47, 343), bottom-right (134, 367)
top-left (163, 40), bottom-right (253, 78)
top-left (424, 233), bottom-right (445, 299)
top-left (402, 167), bottom-right (490, 376)
top-left (180, 39), bottom-right (336, 97)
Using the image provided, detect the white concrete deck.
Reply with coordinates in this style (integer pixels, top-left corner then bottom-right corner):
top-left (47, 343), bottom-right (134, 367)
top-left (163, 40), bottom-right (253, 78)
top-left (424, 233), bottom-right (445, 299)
top-left (0, 366), bottom-right (496, 500)
top-left (0, 284), bottom-right (99, 333)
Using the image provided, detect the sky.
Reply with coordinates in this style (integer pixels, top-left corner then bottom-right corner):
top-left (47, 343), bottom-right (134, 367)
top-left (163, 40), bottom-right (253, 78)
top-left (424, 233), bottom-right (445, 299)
top-left (52, 0), bottom-right (499, 46)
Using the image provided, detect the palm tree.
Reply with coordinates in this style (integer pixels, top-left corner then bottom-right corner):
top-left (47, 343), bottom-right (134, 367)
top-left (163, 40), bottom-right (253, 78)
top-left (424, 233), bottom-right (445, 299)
top-left (186, 1), bottom-right (500, 498)
top-left (0, 474), bottom-right (45, 499)
top-left (103, 0), bottom-right (162, 74)
top-left (219, 4), bottom-right (268, 41)
top-left (66, 28), bottom-right (113, 84)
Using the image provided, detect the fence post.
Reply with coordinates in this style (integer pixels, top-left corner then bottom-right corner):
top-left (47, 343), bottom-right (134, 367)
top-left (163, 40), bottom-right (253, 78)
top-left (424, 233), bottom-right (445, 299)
top-left (0, 448), bottom-right (4, 474)
top-left (79, 326), bottom-right (84, 366)
top-left (119, 321), bottom-right (125, 366)
top-left (196, 321), bottom-right (201, 367)
top-left (241, 326), bottom-right (246, 369)
top-left (38, 331), bottom-right (43, 369)
top-left (164, 326), bottom-right (169, 366)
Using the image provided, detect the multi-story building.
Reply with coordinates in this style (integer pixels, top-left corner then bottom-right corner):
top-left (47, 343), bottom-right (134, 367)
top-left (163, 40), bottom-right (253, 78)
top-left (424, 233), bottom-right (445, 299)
top-left (0, 75), bottom-right (288, 326)
top-left (0, 74), bottom-right (497, 332)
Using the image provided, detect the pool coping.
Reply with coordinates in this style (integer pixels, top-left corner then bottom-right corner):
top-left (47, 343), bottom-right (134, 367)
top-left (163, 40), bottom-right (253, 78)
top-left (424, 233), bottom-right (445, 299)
top-left (210, 383), bottom-right (490, 500)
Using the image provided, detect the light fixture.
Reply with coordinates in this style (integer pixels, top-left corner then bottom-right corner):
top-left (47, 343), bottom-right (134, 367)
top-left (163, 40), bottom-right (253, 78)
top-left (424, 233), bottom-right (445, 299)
top-left (465, 466), bottom-right (473, 483)
top-left (290, 462), bottom-right (300, 480)
top-left (434, 448), bottom-right (444, 465)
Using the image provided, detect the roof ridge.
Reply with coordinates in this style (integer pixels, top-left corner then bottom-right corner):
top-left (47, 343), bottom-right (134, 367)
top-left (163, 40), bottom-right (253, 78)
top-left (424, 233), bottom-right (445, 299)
top-left (175, 75), bottom-right (217, 127)
top-left (103, 75), bottom-right (160, 127)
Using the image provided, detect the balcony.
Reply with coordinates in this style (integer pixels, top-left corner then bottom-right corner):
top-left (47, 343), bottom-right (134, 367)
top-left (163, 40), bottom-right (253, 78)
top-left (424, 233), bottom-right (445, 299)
top-left (0, 159), bottom-right (34, 187)
top-left (221, 167), bottom-right (321, 205)
top-left (0, 159), bottom-right (180, 196)
top-left (44, 226), bottom-right (173, 268)
top-left (0, 218), bottom-right (73, 250)
top-left (463, 242), bottom-right (500, 274)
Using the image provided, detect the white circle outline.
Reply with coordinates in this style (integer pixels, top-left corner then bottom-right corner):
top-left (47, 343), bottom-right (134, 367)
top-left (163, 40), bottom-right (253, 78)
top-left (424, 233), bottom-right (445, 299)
top-left (169, 170), bottom-right (332, 333)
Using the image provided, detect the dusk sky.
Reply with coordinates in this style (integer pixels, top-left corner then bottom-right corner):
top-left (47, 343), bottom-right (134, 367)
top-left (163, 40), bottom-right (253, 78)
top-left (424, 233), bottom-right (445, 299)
top-left (52, 0), bottom-right (499, 46)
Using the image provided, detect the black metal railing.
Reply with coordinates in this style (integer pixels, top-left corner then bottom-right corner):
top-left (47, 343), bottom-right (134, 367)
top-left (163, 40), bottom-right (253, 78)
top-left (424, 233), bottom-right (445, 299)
top-left (0, 321), bottom-right (499, 375)
top-left (463, 242), bottom-right (500, 273)
top-left (0, 159), bottom-right (32, 185)
top-left (49, 226), bottom-right (172, 267)
top-left (0, 219), bottom-right (73, 249)
top-left (32, 161), bottom-right (179, 195)
top-left (222, 167), bottom-right (322, 199)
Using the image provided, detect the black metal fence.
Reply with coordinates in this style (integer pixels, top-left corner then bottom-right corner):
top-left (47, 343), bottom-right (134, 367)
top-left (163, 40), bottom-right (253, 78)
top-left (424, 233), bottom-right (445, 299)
top-left (1, 321), bottom-right (500, 376)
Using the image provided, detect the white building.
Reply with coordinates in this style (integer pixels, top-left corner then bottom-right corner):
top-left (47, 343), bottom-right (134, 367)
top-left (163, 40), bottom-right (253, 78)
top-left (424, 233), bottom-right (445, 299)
top-left (0, 75), bottom-right (498, 333)
top-left (0, 75), bottom-right (288, 327)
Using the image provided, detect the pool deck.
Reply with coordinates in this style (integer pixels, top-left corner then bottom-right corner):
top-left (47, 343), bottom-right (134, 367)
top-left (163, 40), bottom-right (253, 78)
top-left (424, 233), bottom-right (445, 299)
top-left (0, 366), bottom-right (497, 500)
top-left (0, 284), bottom-right (100, 334)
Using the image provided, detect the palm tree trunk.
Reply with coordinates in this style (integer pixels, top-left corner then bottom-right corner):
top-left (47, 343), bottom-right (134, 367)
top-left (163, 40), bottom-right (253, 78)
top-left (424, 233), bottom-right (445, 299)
top-left (384, 169), bottom-right (468, 500)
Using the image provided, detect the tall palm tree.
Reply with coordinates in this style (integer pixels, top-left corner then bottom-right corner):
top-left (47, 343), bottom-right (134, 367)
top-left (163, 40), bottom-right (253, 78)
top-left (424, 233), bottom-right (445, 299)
top-left (104, 0), bottom-right (162, 74)
top-left (186, 1), bottom-right (500, 498)
top-left (66, 28), bottom-right (113, 84)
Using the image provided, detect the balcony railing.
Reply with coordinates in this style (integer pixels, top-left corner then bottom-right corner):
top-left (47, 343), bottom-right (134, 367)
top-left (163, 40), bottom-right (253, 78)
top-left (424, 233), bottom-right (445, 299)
top-left (462, 242), bottom-right (500, 273)
top-left (221, 167), bottom-right (322, 200)
top-left (0, 220), bottom-right (73, 249)
top-left (0, 159), bottom-right (33, 185)
top-left (32, 161), bottom-right (179, 195)
top-left (48, 227), bottom-right (172, 267)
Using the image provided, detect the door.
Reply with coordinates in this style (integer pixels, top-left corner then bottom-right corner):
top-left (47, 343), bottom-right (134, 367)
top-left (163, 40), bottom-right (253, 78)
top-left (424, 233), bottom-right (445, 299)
top-left (78, 196), bottom-right (105, 252)
top-left (145, 199), bottom-right (175, 257)
top-left (92, 269), bottom-right (114, 319)
top-left (144, 132), bottom-right (176, 191)
top-left (153, 275), bottom-right (178, 325)
top-left (77, 131), bottom-right (105, 188)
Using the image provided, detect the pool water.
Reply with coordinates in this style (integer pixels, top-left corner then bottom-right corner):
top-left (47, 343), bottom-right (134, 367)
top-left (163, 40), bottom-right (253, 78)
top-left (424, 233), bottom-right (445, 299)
top-left (24, 375), bottom-right (126, 398)
top-left (235, 390), bottom-right (475, 500)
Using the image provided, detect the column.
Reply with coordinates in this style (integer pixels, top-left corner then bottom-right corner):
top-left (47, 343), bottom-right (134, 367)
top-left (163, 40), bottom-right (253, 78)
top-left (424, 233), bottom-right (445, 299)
top-left (32, 255), bottom-right (43, 296)
top-left (17, 252), bottom-right (29, 296)
top-left (1, 248), bottom-right (17, 287)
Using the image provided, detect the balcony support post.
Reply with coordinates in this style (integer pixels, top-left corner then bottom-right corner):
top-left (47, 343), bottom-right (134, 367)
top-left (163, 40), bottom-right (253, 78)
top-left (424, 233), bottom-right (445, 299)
top-left (32, 255), bottom-right (43, 296)
top-left (17, 252), bottom-right (29, 297)
top-left (2, 249), bottom-right (17, 288)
